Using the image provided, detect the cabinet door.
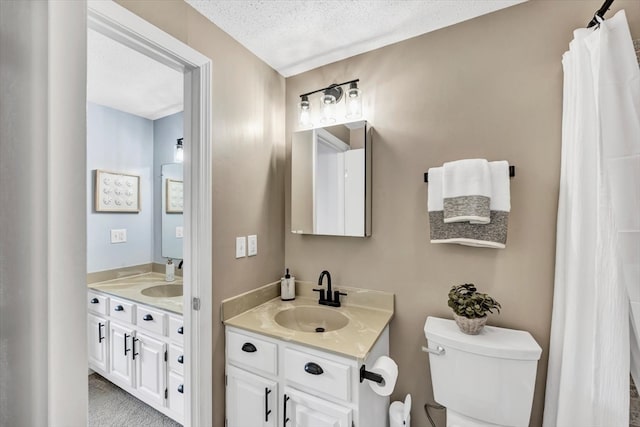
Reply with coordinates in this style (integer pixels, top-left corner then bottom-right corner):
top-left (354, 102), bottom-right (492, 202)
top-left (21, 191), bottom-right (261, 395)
top-left (88, 314), bottom-right (108, 372)
top-left (284, 387), bottom-right (352, 427)
top-left (226, 365), bottom-right (277, 427)
top-left (109, 322), bottom-right (134, 387)
top-left (135, 332), bottom-right (166, 406)
top-left (167, 371), bottom-right (184, 423)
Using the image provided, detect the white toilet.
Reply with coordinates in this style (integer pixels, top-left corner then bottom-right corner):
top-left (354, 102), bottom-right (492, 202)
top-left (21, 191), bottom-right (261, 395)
top-left (424, 317), bottom-right (542, 427)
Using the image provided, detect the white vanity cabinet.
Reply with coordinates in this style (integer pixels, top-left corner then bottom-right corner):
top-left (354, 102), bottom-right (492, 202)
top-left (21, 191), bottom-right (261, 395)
top-left (87, 289), bottom-right (184, 424)
top-left (108, 321), bottom-right (135, 387)
top-left (226, 365), bottom-right (278, 427)
top-left (225, 325), bottom-right (389, 427)
top-left (88, 313), bottom-right (108, 372)
top-left (284, 387), bottom-right (352, 427)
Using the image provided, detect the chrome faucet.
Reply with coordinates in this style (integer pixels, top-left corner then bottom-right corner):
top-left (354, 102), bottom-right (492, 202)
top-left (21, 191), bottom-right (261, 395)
top-left (314, 270), bottom-right (346, 307)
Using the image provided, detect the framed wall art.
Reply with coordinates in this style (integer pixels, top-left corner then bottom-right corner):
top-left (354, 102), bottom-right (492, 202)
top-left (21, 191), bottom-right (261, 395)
top-left (95, 169), bottom-right (141, 213)
top-left (166, 178), bottom-right (184, 213)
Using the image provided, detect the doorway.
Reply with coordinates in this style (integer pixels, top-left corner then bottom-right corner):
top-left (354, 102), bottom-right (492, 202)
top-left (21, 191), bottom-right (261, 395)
top-left (87, 2), bottom-right (212, 425)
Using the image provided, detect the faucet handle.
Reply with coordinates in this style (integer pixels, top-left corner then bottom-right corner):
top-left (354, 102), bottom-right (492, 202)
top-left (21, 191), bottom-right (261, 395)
top-left (313, 288), bottom-right (326, 302)
top-left (334, 290), bottom-right (347, 304)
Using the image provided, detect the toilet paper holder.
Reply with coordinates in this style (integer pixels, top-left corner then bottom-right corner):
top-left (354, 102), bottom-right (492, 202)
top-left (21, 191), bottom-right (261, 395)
top-left (360, 365), bottom-right (385, 385)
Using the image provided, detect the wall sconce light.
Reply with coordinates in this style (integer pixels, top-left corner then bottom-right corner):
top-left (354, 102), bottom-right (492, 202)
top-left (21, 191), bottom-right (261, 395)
top-left (298, 79), bottom-right (362, 127)
top-left (175, 138), bottom-right (184, 163)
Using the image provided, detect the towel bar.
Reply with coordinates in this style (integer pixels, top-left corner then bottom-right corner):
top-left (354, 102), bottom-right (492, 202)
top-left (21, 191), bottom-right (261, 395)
top-left (424, 165), bottom-right (515, 183)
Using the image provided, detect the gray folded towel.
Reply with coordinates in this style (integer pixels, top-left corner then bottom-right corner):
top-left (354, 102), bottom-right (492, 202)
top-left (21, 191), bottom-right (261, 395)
top-left (427, 162), bottom-right (510, 249)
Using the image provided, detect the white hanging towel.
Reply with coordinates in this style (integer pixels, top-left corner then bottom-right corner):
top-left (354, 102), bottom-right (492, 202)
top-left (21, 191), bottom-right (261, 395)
top-left (427, 162), bottom-right (510, 248)
top-left (442, 159), bottom-right (491, 224)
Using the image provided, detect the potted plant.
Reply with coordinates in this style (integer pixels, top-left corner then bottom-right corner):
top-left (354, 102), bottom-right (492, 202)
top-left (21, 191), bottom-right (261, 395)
top-left (448, 283), bottom-right (501, 335)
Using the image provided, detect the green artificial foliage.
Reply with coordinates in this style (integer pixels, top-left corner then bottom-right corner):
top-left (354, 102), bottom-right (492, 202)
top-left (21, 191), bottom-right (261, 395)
top-left (447, 283), bottom-right (501, 319)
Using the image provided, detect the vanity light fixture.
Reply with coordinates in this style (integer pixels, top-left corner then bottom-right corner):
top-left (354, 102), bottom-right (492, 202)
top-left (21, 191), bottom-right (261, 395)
top-left (298, 79), bottom-right (362, 127)
top-left (175, 138), bottom-right (184, 163)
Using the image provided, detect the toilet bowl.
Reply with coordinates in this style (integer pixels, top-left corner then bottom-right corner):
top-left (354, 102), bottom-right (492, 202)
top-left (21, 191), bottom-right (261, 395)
top-left (424, 317), bottom-right (542, 427)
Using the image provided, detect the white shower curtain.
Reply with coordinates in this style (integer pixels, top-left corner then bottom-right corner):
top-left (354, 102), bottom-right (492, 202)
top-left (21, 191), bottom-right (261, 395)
top-left (544, 10), bottom-right (640, 427)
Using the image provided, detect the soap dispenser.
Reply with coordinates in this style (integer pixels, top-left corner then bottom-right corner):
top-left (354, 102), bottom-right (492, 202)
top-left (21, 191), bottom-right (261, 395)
top-left (280, 268), bottom-right (295, 301)
top-left (165, 258), bottom-right (175, 282)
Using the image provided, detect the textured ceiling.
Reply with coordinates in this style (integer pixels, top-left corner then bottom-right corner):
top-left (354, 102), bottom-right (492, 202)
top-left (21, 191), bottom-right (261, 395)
top-left (186, 0), bottom-right (527, 77)
top-left (87, 29), bottom-right (183, 120)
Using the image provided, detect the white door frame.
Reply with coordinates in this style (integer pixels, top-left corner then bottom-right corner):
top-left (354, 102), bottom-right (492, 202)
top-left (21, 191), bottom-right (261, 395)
top-left (87, 2), bottom-right (213, 426)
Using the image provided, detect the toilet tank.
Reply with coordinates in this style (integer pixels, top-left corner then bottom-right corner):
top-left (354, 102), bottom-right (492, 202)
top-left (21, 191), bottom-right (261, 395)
top-left (424, 317), bottom-right (542, 427)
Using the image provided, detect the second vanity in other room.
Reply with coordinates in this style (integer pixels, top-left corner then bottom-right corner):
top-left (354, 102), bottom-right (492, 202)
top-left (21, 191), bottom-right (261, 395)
top-left (222, 277), bottom-right (394, 427)
top-left (87, 273), bottom-right (185, 424)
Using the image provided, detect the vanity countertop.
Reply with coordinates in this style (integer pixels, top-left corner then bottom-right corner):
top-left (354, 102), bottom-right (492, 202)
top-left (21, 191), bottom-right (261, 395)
top-left (88, 272), bottom-right (183, 314)
top-left (223, 283), bottom-right (394, 361)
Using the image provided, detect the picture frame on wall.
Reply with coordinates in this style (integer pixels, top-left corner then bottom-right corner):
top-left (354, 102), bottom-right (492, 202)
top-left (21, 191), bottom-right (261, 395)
top-left (166, 178), bottom-right (184, 213)
top-left (95, 169), bottom-right (141, 213)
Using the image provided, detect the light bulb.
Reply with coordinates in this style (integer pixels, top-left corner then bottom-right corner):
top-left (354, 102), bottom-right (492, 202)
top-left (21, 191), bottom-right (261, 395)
top-left (298, 95), bottom-right (312, 127)
top-left (345, 82), bottom-right (362, 119)
top-left (320, 93), bottom-right (337, 124)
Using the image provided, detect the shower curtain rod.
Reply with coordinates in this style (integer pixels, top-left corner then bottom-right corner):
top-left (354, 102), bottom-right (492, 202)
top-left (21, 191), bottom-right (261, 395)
top-left (587, 0), bottom-right (615, 28)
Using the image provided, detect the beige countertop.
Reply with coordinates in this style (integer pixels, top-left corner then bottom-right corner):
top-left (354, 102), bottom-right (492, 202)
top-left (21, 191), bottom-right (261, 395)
top-left (223, 283), bottom-right (394, 361)
top-left (88, 272), bottom-right (183, 314)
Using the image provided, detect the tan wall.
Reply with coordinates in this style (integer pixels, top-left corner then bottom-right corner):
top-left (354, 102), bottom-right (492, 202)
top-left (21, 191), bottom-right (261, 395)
top-left (284, 2), bottom-right (640, 427)
top-left (115, 2), bottom-right (285, 426)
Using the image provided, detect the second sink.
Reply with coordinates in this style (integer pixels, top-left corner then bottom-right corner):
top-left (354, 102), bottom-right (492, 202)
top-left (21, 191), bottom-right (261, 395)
top-left (274, 306), bottom-right (349, 333)
top-left (141, 284), bottom-right (183, 298)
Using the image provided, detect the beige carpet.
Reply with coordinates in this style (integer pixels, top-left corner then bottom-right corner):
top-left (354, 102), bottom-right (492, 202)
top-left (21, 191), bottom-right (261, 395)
top-left (89, 374), bottom-right (181, 427)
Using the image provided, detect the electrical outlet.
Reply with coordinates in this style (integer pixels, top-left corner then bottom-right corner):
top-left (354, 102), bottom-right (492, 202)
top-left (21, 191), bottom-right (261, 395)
top-left (247, 235), bottom-right (257, 256)
top-left (110, 229), bottom-right (127, 243)
top-left (176, 226), bottom-right (183, 238)
top-left (235, 236), bottom-right (246, 258)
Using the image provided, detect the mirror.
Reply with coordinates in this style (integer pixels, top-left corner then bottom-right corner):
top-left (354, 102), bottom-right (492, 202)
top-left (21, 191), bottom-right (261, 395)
top-left (291, 120), bottom-right (371, 237)
top-left (161, 163), bottom-right (184, 259)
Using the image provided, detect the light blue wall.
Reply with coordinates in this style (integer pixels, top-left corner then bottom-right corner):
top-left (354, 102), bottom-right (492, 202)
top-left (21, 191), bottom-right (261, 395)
top-left (153, 111), bottom-right (184, 263)
top-left (87, 103), bottom-right (154, 272)
top-left (87, 104), bottom-right (183, 272)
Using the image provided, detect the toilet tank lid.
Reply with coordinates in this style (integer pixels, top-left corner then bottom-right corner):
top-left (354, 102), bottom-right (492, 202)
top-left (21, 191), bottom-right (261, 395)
top-left (424, 317), bottom-right (542, 361)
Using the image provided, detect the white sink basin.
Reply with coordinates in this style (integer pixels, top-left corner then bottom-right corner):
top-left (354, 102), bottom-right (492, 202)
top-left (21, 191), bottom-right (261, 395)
top-left (141, 284), bottom-right (183, 298)
top-left (274, 306), bottom-right (349, 333)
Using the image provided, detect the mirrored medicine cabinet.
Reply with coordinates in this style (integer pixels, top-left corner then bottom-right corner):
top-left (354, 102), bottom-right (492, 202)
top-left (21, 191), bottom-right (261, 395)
top-left (291, 120), bottom-right (371, 237)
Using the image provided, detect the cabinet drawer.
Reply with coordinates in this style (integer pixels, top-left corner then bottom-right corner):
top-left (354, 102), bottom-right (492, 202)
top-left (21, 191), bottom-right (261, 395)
top-left (227, 329), bottom-right (277, 376)
top-left (169, 343), bottom-right (184, 375)
top-left (284, 348), bottom-right (351, 401)
top-left (168, 371), bottom-right (184, 420)
top-left (169, 316), bottom-right (184, 344)
top-left (109, 297), bottom-right (135, 324)
top-left (88, 291), bottom-right (108, 315)
top-left (136, 305), bottom-right (166, 335)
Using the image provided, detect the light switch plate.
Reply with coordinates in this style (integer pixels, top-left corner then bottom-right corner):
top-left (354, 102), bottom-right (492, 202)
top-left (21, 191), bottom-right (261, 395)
top-left (235, 236), bottom-right (246, 258)
top-left (176, 226), bottom-right (184, 238)
top-left (247, 235), bottom-right (257, 256)
top-left (110, 229), bottom-right (127, 244)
